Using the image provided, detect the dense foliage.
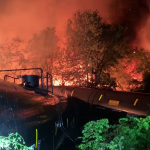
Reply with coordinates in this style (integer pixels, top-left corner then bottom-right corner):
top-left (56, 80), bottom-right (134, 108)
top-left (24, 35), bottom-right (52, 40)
top-left (78, 116), bottom-right (150, 150)
top-left (0, 132), bottom-right (33, 150)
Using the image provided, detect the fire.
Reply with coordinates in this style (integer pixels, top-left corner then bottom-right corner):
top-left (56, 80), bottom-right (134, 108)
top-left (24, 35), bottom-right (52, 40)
top-left (52, 78), bottom-right (76, 86)
top-left (53, 79), bottom-right (61, 86)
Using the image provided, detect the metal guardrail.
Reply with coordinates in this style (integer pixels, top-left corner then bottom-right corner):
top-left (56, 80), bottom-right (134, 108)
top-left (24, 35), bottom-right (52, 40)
top-left (4, 75), bottom-right (19, 83)
top-left (0, 68), bottom-right (44, 92)
top-left (0, 68), bottom-right (54, 95)
top-left (46, 72), bottom-right (53, 95)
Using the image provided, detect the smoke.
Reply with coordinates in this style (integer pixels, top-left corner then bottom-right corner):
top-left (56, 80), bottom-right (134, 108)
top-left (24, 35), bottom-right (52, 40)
top-left (108, 0), bottom-right (150, 48)
top-left (0, 0), bottom-right (110, 41)
top-left (0, 0), bottom-right (149, 49)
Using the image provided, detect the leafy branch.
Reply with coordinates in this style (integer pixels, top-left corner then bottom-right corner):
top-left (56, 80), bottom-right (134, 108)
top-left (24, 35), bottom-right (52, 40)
top-left (0, 132), bottom-right (34, 150)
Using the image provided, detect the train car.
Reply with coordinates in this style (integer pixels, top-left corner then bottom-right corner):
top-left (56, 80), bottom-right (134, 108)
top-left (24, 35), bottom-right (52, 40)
top-left (50, 86), bottom-right (150, 116)
top-left (0, 68), bottom-right (79, 150)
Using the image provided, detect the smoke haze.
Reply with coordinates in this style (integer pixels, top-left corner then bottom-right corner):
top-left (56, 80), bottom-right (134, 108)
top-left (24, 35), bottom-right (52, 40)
top-left (108, 0), bottom-right (150, 47)
top-left (0, 0), bottom-right (110, 40)
top-left (0, 0), bottom-right (150, 49)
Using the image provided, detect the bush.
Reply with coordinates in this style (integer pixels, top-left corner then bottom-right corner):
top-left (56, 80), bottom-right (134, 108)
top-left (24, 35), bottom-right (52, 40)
top-left (78, 116), bottom-right (150, 150)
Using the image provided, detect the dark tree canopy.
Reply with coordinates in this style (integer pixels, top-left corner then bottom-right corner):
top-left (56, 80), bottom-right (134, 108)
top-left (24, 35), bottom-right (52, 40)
top-left (65, 10), bottom-right (131, 86)
top-left (78, 116), bottom-right (150, 150)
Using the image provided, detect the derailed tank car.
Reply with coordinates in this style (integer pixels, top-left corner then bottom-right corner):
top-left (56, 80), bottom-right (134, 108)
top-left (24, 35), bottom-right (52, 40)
top-left (0, 79), bottom-right (62, 149)
top-left (50, 86), bottom-right (150, 116)
top-left (0, 69), bottom-right (83, 150)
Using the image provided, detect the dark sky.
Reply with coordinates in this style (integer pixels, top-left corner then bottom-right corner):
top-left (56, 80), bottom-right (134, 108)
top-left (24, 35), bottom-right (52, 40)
top-left (109, 0), bottom-right (150, 45)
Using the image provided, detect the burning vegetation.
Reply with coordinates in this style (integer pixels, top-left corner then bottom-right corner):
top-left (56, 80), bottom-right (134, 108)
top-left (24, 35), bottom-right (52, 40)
top-left (0, 0), bottom-right (150, 92)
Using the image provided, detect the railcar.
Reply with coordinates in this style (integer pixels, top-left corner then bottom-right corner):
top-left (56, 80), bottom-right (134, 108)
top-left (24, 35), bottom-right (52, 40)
top-left (0, 68), bottom-right (76, 150)
top-left (50, 86), bottom-right (150, 116)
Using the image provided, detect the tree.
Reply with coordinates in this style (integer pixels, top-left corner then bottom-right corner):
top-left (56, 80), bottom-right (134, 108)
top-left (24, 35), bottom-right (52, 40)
top-left (0, 36), bottom-right (25, 69)
top-left (65, 10), bottom-right (131, 87)
top-left (78, 116), bottom-right (150, 150)
top-left (26, 27), bottom-right (60, 76)
top-left (0, 37), bottom-right (26, 80)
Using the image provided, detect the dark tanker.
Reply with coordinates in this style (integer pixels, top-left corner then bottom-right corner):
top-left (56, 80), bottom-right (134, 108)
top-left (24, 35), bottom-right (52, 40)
top-left (0, 68), bottom-right (78, 150)
top-left (50, 86), bottom-right (150, 116)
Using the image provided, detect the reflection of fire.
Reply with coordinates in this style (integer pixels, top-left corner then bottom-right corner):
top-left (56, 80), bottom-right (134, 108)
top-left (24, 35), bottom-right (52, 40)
top-left (20, 108), bottom-right (38, 118)
top-left (19, 94), bottom-right (60, 119)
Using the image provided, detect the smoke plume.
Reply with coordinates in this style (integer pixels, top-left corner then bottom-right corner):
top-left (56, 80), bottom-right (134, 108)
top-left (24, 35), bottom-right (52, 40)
top-left (0, 0), bottom-right (149, 49)
top-left (0, 0), bottom-right (110, 40)
top-left (108, 0), bottom-right (150, 47)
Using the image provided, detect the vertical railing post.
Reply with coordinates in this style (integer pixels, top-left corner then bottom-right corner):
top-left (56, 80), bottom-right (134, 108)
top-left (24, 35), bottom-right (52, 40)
top-left (41, 69), bottom-right (44, 92)
top-left (46, 73), bottom-right (48, 94)
top-left (51, 75), bottom-right (53, 95)
top-left (46, 72), bottom-right (53, 95)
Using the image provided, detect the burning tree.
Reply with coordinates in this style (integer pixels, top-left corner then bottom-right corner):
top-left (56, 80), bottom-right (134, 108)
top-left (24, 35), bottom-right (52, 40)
top-left (65, 10), bottom-right (131, 87)
top-left (111, 48), bottom-right (150, 91)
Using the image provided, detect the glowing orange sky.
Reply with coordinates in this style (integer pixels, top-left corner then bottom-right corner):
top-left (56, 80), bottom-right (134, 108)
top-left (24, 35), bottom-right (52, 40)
top-left (0, 0), bottom-right (149, 50)
top-left (0, 0), bottom-right (110, 40)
